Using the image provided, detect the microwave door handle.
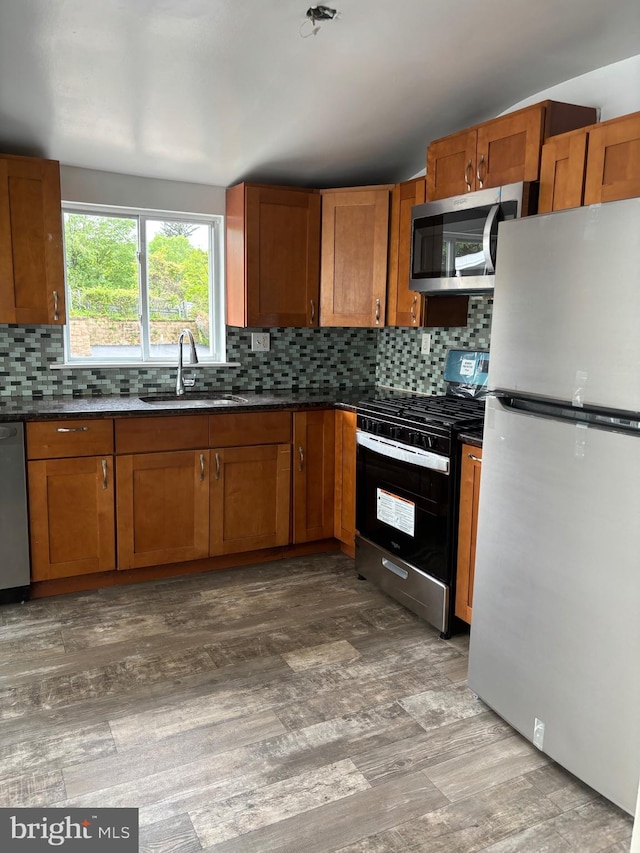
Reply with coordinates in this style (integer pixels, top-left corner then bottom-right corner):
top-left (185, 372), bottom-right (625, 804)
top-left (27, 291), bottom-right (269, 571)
top-left (482, 203), bottom-right (500, 275)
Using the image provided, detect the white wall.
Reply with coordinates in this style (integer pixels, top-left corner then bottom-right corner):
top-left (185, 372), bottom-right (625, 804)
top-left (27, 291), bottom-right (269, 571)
top-left (60, 165), bottom-right (226, 215)
top-left (410, 54), bottom-right (640, 180)
top-left (502, 54), bottom-right (640, 120)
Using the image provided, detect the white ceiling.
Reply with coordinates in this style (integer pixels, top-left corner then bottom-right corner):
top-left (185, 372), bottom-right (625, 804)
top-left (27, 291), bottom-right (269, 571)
top-left (0, 0), bottom-right (639, 188)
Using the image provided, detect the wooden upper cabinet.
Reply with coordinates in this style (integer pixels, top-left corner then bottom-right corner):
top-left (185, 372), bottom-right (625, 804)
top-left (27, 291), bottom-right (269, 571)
top-left (426, 101), bottom-right (597, 202)
top-left (584, 111), bottom-right (640, 205)
top-left (538, 128), bottom-right (589, 213)
top-left (225, 183), bottom-right (320, 328)
top-left (320, 186), bottom-right (391, 327)
top-left (387, 178), bottom-right (468, 329)
top-left (0, 153), bottom-right (66, 325)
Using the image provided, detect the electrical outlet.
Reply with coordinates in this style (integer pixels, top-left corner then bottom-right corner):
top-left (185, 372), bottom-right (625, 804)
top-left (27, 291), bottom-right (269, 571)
top-left (421, 333), bottom-right (431, 354)
top-left (251, 332), bottom-right (270, 352)
top-left (533, 717), bottom-right (545, 750)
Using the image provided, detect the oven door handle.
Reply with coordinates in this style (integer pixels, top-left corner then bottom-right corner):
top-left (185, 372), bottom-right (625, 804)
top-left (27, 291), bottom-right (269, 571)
top-left (356, 431), bottom-right (449, 475)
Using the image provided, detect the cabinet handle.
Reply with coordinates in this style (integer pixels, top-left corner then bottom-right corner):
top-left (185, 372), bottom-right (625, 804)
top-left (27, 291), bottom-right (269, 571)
top-left (310, 299), bottom-right (315, 324)
top-left (476, 154), bottom-right (486, 189)
top-left (101, 459), bottom-right (108, 490)
top-left (467, 453), bottom-right (482, 463)
top-left (298, 445), bottom-right (304, 472)
top-left (199, 453), bottom-right (206, 482)
top-left (215, 452), bottom-right (221, 480)
top-left (410, 295), bottom-right (418, 324)
top-left (464, 159), bottom-right (473, 192)
top-left (56, 426), bottom-right (89, 433)
top-left (375, 298), bottom-right (381, 325)
top-left (53, 290), bottom-right (60, 321)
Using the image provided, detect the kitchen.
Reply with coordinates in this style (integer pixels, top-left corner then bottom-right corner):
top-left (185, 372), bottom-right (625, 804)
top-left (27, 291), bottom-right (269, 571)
top-left (1, 1), bottom-right (640, 850)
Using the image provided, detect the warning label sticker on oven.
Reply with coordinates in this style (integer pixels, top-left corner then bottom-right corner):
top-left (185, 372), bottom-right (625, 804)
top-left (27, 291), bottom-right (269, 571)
top-left (376, 488), bottom-right (415, 537)
top-left (460, 357), bottom-right (476, 376)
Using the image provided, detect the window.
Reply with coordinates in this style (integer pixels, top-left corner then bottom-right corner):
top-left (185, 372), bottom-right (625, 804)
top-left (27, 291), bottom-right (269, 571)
top-left (62, 206), bottom-right (225, 364)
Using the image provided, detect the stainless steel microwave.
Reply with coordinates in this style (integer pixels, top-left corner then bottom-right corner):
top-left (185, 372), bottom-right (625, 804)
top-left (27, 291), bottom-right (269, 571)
top-left (409, 182), bottom-right (538, 295)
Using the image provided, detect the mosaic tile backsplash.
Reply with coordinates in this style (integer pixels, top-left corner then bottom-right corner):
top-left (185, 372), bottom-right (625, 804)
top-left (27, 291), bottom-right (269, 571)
top-left (376, 296), bottom-right (493, 395)
top-left (0, 297), bottom-right (491, 398)
top-left (0, 325), bottom-right (378, 398)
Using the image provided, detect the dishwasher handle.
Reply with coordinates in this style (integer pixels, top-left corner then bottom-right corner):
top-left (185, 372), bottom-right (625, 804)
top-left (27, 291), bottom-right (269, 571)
top-left (0, 426), bottom-right (18, 441)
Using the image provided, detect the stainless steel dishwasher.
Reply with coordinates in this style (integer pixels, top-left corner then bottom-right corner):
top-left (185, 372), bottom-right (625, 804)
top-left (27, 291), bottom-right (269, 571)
top-left (0, 422), bottom-right (30, 603)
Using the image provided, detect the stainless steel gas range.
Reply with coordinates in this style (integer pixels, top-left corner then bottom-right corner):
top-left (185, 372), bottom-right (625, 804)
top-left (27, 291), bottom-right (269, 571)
top-left (355, 349), bottom-right (488, 637)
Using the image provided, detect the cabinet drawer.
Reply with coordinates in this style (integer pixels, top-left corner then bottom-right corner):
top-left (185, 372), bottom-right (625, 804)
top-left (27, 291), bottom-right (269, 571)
top-left (115, 415), bottom-right (209, 454)
top-left (209, 411), bottom-right (291, 447)
top-left (27, 419), bottom-right (114, 459)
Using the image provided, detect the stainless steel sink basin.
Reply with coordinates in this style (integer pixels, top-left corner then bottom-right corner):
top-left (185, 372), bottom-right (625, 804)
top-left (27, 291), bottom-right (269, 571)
top-left (139, 393), bottom-right (248, 407)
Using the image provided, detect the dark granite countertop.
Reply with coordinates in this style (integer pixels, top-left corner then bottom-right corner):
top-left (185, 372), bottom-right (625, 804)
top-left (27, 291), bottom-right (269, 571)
top-left (458, 429), bottom-right (483, 449)
top-left (0, 386), bottom-right (380, 422)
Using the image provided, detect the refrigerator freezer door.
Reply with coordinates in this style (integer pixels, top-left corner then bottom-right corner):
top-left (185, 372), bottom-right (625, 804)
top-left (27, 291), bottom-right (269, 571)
top-left (468, 397), bottom-right (640, 814)
top-left (489, 198), bottom-right (640, 412)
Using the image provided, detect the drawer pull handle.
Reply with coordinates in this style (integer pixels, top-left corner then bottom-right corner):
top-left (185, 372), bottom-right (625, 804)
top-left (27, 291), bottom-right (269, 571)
top-left (200, 453), bottom-right (206, 482)
top-left (56, 427), bottom-right (89, 433)
top-left (101, 459), bottom-right (108, 490)
top-left (298, 445), bottom-right (304, 472)
top-left (382, 557), bottom-right (409, 580)
top-left (467, 453), bottom-right (482, 462)
top-left (215, 452), bottom-right (221, 480)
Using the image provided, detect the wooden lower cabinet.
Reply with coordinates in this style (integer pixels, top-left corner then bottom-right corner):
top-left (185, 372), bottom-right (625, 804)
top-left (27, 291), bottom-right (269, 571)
top-left (293, 410), bottom-right (335, 543)
top-left (455, 444), bottom-right (482, 625)
top-left (28, 456), bottom-right (115, 580)
top-left (210, 444), bottom-right (291, 555)
top-left (334, 410), bottom-right (356, 553)
top-left (116, 450), bottom-right (210, 570)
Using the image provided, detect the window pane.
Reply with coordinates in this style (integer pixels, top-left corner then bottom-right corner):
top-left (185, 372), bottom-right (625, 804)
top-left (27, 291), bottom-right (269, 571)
top-left (64, 213), bottom-right (141, 360)
top-left (146, 219), bottom-right (212, 359)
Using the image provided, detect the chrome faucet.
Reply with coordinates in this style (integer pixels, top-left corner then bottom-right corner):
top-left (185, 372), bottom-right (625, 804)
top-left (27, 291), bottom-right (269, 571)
top-left (176, 329), bottom-right (199, 396)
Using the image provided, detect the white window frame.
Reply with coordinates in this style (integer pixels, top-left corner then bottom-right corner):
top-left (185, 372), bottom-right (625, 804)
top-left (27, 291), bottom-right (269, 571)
top-left (61, 203), bottom-right (226, 366)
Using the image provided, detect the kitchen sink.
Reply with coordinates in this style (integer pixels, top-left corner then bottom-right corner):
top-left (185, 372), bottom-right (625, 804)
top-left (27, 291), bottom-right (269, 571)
top-left (139, 393), bottom-right (248, 407)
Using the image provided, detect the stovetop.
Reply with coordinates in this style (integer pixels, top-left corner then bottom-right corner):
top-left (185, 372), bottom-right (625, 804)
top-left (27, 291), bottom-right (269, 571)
top-left (356, 393), bottom-right (485, 455)
top-left (358, 393), bottom-right (485, 427)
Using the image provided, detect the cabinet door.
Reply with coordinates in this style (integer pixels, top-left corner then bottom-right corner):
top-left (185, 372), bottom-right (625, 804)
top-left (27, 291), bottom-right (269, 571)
top-left (0, 154), bottom-right (65, 325)
top-left (334, 410), bottom-right (356, 554)
top-left (538, 129), bottom-right (588, 213)
top-left (476, 105), bottom-right (544, 190)
top-left (320, 187), bottom-right (390, 327)
top-left (426, 129), bottom-right (477, 201)
top-left (226, 183), bottom-right (321, 328)
top-left (584, 112), bottom-right (640, 205)
top-left (387, 179), bottom-right (425, 327)
top-left (117, 450), bottom-right (210, 569)
top-left (293, 411), bottom-right (335, 543)
top-left (209, 444), bottom-right (291, 555)
top-left (28, 456), bottom-right (115, 580)
top-left (455, 444), bottom-right (482, 624)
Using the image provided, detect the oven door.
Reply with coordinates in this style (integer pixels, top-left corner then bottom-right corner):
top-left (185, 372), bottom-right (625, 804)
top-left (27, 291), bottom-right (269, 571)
top-left (355, 431), bottom-right (453, 585)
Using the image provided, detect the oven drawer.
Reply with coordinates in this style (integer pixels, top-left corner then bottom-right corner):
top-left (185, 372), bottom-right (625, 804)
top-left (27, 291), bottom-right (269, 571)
top-left (356, 535), bottom-right (449, 634)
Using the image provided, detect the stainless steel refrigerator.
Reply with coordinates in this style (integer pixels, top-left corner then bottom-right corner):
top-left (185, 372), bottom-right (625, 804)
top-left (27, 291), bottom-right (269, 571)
top-left (467, 198), bottom-right (640, 815)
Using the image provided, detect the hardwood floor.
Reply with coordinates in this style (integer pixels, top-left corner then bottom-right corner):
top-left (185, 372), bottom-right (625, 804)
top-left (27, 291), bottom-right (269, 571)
top-left (0, 553), bottom-right (632, 852)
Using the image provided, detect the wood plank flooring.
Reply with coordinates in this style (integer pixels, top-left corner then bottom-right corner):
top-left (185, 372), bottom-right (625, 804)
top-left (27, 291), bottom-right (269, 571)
top-left (0, 553), bottom-right (633, 852)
